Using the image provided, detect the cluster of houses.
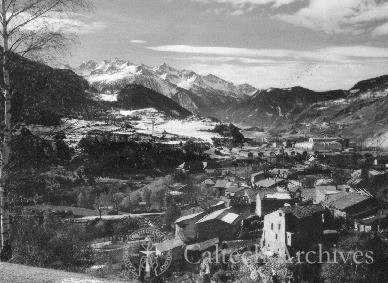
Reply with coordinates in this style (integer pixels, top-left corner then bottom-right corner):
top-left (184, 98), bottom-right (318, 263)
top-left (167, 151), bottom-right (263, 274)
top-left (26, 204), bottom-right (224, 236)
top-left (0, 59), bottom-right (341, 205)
top-left (149, 137), bottom-right (388, 264)
top-left (154, 160), bottom-right (388, 262)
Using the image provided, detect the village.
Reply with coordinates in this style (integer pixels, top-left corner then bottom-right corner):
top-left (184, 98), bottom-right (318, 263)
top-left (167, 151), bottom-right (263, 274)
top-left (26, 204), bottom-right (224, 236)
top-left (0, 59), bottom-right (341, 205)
top-left (67, 133), bottom-right (388, 282)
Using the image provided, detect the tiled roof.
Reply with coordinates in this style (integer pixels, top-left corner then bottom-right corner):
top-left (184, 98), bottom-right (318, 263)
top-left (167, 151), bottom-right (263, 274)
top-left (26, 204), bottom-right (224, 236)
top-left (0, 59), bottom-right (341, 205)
top-left (255, 178), bottom-right (285, 188)
top-left (245, 189), bottom-right (259, 202)
top-left (358, 214), bottom-right (388, 224)
top-left (300, 188), bottom-right (316, 201)
top-left (280, 204), bottom-right (325, 219)
top-left (324, 192), bottom-right (370, 211)
top-left (269, 168), bottom-right (290, 175)
top-left (196, 208), bottom-right (241, 225)
top-left (175, 212), bottom-right (205, 224)
top-left (251, 171), bottom-right (265, 178)
top-left (203, 179), bottom-right (215, 185)
top-left (257, 188), bottom-right (279, 199)
top-left (226, 186), bottom-right (244, 193)
top-left (214, 179), bottom-right (229, 188)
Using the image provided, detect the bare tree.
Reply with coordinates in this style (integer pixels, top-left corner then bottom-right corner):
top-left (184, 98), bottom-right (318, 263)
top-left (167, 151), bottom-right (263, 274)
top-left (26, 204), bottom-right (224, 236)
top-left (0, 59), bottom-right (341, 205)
top-left (0, 0), bottom-right (90, 260)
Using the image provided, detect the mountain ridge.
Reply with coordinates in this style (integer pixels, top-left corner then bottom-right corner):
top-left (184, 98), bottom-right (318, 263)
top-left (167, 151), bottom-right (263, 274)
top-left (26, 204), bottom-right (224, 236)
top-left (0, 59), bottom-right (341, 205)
top-left (69, 59), bottom-right (388, 145)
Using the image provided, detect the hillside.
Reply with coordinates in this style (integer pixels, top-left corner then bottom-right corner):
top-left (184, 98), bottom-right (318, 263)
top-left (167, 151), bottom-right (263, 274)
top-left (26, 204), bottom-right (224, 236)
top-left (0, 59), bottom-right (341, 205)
top-left (116, 84), bottom-right (192, 118)
top-left (213, 86), bottom-right (346, 126)
top-left (271, 75), bottom-right (388, 145)
top-left (0, 262), bottom-right (130, 283)
top-left (2, 53), bottom-right (103, 126)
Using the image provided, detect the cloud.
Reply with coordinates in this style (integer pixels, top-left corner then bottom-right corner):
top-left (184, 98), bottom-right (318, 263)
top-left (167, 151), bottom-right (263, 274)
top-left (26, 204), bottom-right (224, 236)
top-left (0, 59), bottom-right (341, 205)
top-left (148, 44), bottom-right (388, 63)
top-left (191, 0), bottom-right (300, 7)
top-left (189, 60), bottom-right (388, 90)
top-left (373, 22), bottom-right (388, 36)
top-left (152, 44), bottom-right (388, 90)
top-left (130, 39), bottom-right (147, 44)
top-left (10, 12), bottom-right (106, 34)
top-left (175, 56), bottom-right (294, 64)
top-left (148, 45), bottom-right (293, 58)
top-left (187, 0), bottom-right (302, 15)
top-left (275, 0), bottom-right (388, 35)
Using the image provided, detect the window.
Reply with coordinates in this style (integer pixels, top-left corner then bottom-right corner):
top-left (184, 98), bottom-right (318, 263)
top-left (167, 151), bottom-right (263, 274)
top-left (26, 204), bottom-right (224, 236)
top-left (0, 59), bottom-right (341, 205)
top-left (278, 223), bottom-right (281, 230)
top-left (279, 212), bottom-right (282, 216)
top-left (275, 234), bottom-right (278, 240)
top-left (271, 223), bottom-right (274, 230)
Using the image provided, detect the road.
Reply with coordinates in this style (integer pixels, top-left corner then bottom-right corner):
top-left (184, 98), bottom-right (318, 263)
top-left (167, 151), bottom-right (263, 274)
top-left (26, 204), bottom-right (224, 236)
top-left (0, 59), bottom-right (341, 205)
top-left (70, 212), bottom-right (164, 223)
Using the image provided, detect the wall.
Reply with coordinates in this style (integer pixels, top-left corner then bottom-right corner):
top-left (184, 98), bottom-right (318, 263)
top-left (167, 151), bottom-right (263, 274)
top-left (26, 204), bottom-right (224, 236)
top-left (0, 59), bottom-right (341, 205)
top-left (261, 210), bottom-right (287, 256)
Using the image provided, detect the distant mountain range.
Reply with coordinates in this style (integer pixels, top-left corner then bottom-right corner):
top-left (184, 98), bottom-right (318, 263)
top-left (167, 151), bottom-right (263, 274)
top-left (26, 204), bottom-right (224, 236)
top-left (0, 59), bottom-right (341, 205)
top-left (73, 59), bottom-right (257, 117)
top-left (72, 59), bottom-right (387, 130)
top-left (11, 57), bottom-right (377, 145)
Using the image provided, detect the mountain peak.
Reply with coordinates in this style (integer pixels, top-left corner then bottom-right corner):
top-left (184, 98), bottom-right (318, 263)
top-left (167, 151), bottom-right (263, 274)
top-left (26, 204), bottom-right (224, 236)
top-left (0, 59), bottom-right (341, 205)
top-left (79, 60), bottom-right (98, 70)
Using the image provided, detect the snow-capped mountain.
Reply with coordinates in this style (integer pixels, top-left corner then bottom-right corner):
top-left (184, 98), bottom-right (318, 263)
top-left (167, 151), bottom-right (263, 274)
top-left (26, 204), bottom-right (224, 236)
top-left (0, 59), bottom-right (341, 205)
top-left (74, 59), bottom-right (257, 116)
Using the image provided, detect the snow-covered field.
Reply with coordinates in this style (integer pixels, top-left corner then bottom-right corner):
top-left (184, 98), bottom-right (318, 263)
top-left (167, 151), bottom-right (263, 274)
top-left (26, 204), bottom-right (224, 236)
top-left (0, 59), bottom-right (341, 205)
top-left (27, 108), bottom-right (223, 148)
top-left (153, 119), bottom-right (221, 142)
top-left (98, 93), bottom-right (118, 101)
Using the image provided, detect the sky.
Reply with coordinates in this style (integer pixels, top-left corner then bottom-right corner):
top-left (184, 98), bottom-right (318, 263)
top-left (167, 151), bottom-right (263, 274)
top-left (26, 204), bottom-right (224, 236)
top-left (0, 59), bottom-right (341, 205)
top-left (63, 0), bottom-right (388, 91)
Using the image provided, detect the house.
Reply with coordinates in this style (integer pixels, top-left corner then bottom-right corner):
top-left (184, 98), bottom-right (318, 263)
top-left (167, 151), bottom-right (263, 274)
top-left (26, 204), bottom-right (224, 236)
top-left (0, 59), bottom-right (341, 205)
top-left (239, 151), bottom-right (254, 158)
top-left (261, 204), bottom-right (326, 256)
top-left (244, 189), bottom-right (259, 213)
top-left (175, 212), bottom-right (206, 242)
top-left (202, 178), bottom-right (216, 188)
top-left (315, 186), bottom-right (341, 204)
top-left (214, 180), bottom-right (232, 197)
top-left (294, 141), bottom-right (342, 151)
top-left (308, 137), bottom-right (343, 143)
top-left (225, 185), bottom-right (245, 197)
top-left (268, 168), bottom-right (290, 178)
top-left (256, 189), bottom-right (300, 217)
top-left (354, 211), bottom-right (388, 232)
top-left (251, 171), bottom-right (266, 185)
top-left (176, 160), bottom-right (206, 173)
top-left (323, 192), bottom-right (379, 221)
top-left (267, 155), bottom-right (280, 165)
top-left (195, 208), bottom-right (243, 241)
top-left (255, 178), bottom-right (286, 189)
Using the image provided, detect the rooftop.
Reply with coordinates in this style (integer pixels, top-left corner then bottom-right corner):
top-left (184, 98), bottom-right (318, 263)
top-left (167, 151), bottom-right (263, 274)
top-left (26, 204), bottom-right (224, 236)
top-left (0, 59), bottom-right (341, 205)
top-left (255, 178), bottom-right (285, 188)
top-left (175, 212), bottom-right (205, 224)
top-left (280, 204), bottom-right (325, 219)
top-left (196, 208), bottom-right (241, 225)
top-left (214, 179), bottom-right (231, 188)
top-left (324, 192), bottom-right (371, 211)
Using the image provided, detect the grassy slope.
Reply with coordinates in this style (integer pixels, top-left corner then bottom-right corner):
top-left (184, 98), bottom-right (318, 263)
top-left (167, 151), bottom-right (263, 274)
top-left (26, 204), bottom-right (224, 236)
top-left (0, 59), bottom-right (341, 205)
top-left (0, 263), bottom-right (134, 283)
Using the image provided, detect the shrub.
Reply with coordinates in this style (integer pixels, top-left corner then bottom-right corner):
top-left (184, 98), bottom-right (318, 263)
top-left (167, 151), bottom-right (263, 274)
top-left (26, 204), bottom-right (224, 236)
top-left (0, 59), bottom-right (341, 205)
top-left (11, 214), bottom-right (93, 271)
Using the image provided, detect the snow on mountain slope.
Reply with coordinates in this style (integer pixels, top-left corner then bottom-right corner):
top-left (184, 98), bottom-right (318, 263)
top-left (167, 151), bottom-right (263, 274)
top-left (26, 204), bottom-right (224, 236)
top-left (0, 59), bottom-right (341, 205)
top-left (77, 59), bottom-right (179, 98)
top-left (76, 59), bottom-right (256, 101)
top-left (154, 64), bottom-right (253, 99)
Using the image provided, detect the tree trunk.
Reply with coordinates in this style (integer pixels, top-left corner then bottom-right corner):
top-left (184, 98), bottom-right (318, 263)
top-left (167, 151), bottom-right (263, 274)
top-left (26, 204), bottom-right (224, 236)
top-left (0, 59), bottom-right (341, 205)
top-left (0, 0), bottom-right (11, 260)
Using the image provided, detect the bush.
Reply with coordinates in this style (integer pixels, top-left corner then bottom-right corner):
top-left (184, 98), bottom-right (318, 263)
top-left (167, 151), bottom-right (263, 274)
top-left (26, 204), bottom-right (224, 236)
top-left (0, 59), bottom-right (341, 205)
top-left (11, 214), bottom-right (93, 270)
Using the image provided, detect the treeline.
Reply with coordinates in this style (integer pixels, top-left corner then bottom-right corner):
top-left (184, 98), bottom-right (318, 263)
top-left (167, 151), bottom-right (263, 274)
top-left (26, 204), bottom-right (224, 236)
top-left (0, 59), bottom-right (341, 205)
top-left (79, 131), bottom-right (192, 177)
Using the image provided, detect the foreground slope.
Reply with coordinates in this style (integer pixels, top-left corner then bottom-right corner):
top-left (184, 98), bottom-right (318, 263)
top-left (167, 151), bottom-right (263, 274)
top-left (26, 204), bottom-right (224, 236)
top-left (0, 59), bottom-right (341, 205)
top-left (0, 263), bottom-right (130, 283)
